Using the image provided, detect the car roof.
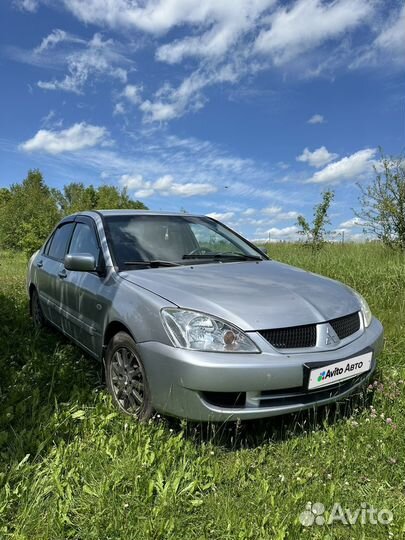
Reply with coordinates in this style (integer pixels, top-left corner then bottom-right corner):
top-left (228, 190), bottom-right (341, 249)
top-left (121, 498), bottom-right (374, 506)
top-left (73, 210), bottom-right (206, 219)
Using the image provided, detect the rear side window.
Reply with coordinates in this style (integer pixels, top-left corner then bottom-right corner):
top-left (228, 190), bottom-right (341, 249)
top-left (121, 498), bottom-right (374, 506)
top-left (68, 222), bottom-right (100, 261)
top-left (47, 223), bottom-right (75, 261)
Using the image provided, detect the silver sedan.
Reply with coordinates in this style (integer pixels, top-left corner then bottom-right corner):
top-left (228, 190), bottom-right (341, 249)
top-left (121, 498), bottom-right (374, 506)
top-left (27, 211), bottom-right (383, 421)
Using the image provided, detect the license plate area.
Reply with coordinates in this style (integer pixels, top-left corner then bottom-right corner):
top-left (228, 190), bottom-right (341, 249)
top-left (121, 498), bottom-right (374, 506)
top-left (307, 351), bottom-right (373, 390)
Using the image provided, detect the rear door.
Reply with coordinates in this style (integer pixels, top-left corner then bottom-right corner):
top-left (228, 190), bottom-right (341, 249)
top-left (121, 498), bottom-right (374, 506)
top-left (60, 217), bottom-right (107, 356)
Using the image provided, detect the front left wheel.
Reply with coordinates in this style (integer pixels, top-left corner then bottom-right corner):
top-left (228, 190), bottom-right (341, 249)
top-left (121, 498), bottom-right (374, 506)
top-left (104, 331), bottom-right (153, 421)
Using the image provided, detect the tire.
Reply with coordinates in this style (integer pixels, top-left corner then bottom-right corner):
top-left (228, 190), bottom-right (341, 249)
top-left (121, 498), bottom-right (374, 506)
top-left (104, 331), bottom-right (153, 421)
top-left (31, 288), bottom-right (47, 329)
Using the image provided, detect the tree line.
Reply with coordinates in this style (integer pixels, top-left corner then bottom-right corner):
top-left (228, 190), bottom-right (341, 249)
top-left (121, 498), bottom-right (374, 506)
top-left (0, 169), bottom-right (147, 255)
top-left (1, 151), bottom-right (404, 257)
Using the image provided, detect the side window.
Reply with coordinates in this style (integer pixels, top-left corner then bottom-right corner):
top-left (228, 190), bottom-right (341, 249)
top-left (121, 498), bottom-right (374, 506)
top-left (189, 223), bottom-right (242, 254)
top-left (47, 223), bottom-right (75, 261)
top-left (68, 222), bottom-right (100, 261)
top-left (43, 234), bottom-right (53, 255)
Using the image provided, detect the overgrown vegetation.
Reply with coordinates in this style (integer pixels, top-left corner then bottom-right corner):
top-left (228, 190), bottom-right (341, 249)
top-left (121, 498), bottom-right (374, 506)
top-left (296, 190), bottom-right (334, 251)
top-left (1, 244), bottom-right (404, 539)
top-left (0, 170), bottom-right (147, 255)
top-left (356, 151), bottom-right (405, 250)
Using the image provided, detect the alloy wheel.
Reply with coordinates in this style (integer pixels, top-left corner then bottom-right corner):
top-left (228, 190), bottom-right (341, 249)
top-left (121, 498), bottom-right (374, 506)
top-left (110, 347), bottom-right (145, 415)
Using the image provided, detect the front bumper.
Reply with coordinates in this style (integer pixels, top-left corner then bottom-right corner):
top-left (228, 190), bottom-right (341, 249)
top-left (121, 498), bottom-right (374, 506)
top-left (138, 317), bottom-right (384, 421)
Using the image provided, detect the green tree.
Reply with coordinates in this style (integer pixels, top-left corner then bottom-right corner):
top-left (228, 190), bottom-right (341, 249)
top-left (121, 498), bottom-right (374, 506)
top-left (55, 182), bottom-right (98, 215)
top-left (0, 170), bottom-right (61, 255)
top-left (0, 171), bottom-right (148, 256)
top-left (355, 151), bottom-right (405, 250)
top-left (296, 190), bottom-right (335, 251)
top-left (0, 188), bottom-right (10, 208)
top-left (96, 185), bottom-right (147, 210)
top-left (56, 182), bottom-right (147, 215)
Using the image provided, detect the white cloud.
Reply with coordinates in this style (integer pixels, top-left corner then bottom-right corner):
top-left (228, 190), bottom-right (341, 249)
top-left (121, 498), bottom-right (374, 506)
top-left (113, 103), bottom-right (125, 116)
top-left (207, 212), bottom-right (235, 221)
top-left (13, 0), bottom-right (38, 12)
top-left (37, 33), bottom-right (130, 94)
top-left (20, 122), bottom-right (109, 154)
top-left (307, 114), bottom-right (325, 124)
top-left (339, 217), bottom-right (364, 229)
top-left (154, 0), bottom-right (274, 64)
top-left (297, 146), bottom-right (339, 168)
top-left (40, 109), bottom-right (63, 129)
top-left (55, 0), bottom-right (273, 122)
top-left (64, 0), bottom-right (273, 46)
top-left (34, 29), bottom-right (85, 54)
top-left (254, 0), bottom-right (372, 64)
top-left (306, 148), bottom-right (376, 184)
top-left (373, 4), bottom-right (405, 57)
top-left (253, 226), bottom-right (300, 242)
top-left (268, 225), bottom-right (299, 238)
top-left (20, 0), bottom-right (396, 124)
top-left (351, 4), bottom-right (405, 68)
top-left (122, 84), bottom-right (143, 105)
top-left (243, 208), bottom-right (256, 216)
top-left (262, 205), bottom-right (282, 215)
top-left (262, 206), bottom-right (298, 220)
top-left (139, 62), bottom-right (243, 122)
top-left (120, 173), bottom-right (217, 198)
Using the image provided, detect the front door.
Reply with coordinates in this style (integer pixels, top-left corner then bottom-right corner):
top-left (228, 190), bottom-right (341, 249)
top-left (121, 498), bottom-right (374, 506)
top-left (37, 221), bottom-right (75, 327)
top-left (60, 218), bottom-right (106, 356)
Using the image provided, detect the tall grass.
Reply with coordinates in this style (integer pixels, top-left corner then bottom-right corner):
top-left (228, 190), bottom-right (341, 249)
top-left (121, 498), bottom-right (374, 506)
top-left (0, 245), bottom-right (404, 539)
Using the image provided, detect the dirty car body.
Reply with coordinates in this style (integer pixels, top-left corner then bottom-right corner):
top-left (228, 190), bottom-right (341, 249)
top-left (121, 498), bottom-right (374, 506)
top-left (27, 211), bottom-right (384, 421)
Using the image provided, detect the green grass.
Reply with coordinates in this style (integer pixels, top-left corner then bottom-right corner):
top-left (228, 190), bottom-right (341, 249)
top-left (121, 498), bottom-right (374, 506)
top-left (1, 244), bottom-right (405, 539)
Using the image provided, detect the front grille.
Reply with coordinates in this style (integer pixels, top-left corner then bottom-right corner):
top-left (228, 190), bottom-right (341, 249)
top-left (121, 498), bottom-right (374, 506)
top-left (259, 324), bottom-right (317, 349)
top-left (330, 312), bottom-right (360, 340)
top-left (259, 311), bottom-right (361, 350)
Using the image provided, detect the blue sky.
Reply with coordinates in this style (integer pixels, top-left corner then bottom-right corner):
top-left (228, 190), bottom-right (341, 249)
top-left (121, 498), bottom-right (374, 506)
top-left (1, 0), bottom-right (404, 241)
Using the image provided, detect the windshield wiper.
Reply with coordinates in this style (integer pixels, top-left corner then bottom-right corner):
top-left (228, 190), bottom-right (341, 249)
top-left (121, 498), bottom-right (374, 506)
top-left (182, 252), bottom-right (263, 261)
top-left (124, 260), bottom-right (181, 268)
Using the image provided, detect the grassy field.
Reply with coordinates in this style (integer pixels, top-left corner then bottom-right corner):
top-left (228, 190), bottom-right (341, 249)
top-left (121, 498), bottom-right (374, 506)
top-left (1, 244), bottom-right (405, 539)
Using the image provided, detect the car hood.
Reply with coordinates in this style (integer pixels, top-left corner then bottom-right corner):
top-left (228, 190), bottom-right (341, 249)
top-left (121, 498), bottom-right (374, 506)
top-left (120, 260), bottom-right (360, 331)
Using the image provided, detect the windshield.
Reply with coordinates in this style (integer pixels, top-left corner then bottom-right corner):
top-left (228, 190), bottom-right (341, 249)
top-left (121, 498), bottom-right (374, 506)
top-left (104, 215), bottom-right (265, 270)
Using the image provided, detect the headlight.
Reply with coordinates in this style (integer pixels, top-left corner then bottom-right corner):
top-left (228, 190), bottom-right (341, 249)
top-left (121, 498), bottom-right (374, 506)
top-left (354, 291), bottom-right (372, 327)
top-left (161, 309), bottom-right (260, 353)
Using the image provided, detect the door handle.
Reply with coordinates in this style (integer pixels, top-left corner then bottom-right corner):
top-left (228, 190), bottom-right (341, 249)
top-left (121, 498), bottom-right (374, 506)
top-left (58, 269), bottom-right (68, 279)
top-left (37, 260), bottom-right (43, 268)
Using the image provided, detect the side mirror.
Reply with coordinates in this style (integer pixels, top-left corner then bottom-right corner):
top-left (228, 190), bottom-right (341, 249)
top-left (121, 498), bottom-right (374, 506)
top-left (64, 253), bottom-right (96, 272)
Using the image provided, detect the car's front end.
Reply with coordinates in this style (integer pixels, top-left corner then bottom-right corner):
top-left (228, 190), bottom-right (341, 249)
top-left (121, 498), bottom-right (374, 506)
top-left (136, 304), bottom-right (383, 421)
top-left (119, 266), bottom-right (383, 421)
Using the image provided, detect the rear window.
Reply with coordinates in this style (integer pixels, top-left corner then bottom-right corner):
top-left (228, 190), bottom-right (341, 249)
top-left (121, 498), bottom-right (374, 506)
top-left (47, 223), bottom-right (75, 261)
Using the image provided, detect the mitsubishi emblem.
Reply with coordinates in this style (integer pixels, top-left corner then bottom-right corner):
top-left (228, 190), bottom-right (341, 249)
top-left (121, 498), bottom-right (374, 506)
top-left (325, 325), bottom-right (339, 345)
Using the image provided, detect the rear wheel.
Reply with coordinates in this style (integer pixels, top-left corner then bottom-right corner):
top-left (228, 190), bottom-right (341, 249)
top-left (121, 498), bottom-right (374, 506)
top-left (31, 289), bottom-right (47, 329)
top-left (105, 332), bottom-right (153, 421)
